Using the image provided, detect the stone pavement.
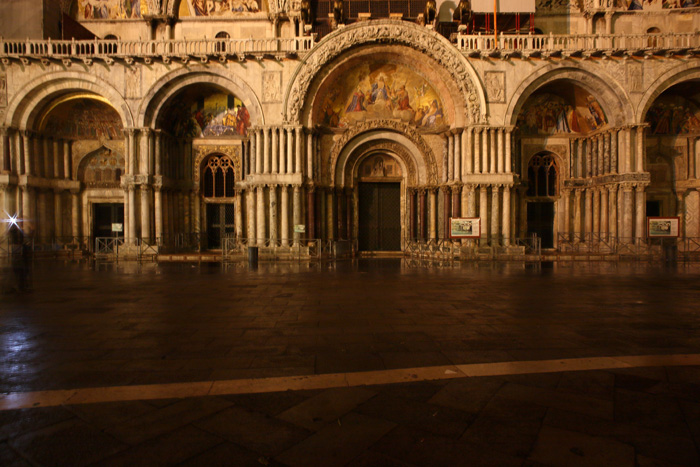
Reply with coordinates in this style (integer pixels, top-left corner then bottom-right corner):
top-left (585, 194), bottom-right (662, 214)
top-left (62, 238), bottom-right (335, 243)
top-left (1, 260), bottom-right (700, 465)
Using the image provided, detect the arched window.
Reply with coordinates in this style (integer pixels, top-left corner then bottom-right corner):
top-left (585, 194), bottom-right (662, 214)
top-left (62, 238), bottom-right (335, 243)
top-left (527, 154), bottom-right (558, 197)
top-left (647, 27), bottom-right (660, 48)
top-left (202, 155), bottom-right (236, 198)
top-left (215, 32), bottom-right (230, 53)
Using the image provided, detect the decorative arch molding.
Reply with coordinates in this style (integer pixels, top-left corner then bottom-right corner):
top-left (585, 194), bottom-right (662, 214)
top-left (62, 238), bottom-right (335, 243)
top-left (284, 19), bottom-right (485, 125)
top-left (522, 144), bottom-right (570, 181)
top-left (505, 65), bottom-right (634, 128)
top-left (138, 67), bottom-right (263, 128)
top-left (193, 145), bottom-right (242, 186)
top-left (3, 72), bottom-right (134, 130)
top-left (164, 0), bottom-right (286, 16)
top-left (344, 142), bottom-right (417, 188)
top-left (330, 120), bottom-right (438, 187)
top-left (636, 63), bottom-right (700, 123)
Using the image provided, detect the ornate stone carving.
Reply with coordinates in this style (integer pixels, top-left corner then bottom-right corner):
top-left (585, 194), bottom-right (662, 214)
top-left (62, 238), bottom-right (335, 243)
top-left (344, 141), bottom-right (417, 187)
top-left (627, 61), bottom-right (643, 93)
top-left (485, 71), bottom-right (505, 104)
top-left (329, 119), bottom-right (438, 185)
top-left (0, 74), bottom-right (6, 107)
top-left (193, 145), bottom-right (242, 185)
top-left (262, 71), bottom-right (282, 103)
top-left (285, 20), bottom-right (481, 125)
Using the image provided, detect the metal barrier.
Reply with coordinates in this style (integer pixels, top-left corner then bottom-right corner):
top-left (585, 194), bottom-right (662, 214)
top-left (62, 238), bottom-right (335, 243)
top-left (222, 237), bottom-right (324, 261)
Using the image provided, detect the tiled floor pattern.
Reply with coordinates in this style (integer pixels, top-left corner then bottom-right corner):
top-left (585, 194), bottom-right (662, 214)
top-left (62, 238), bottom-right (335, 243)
top-left (2, 260), bottom-right (700, 465)
top-left (2, 365), bottom-right (700, 466)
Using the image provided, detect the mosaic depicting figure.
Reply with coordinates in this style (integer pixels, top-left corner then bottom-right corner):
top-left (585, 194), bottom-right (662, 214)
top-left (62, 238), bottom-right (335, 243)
top-left (518, 90), bottom-right (608, 135)
top-left (77, 0), bottom-right (142, 19)
top-left (42, 99), bottom-right (123, 140)
top-left (188, 0), bottom-right (261, 16)
top-left (317, 62), bottom-right (447, 129)
top-left (646, 96), bottom-right (700, 135)
top-left (162, 91), bottom-right (251, 138)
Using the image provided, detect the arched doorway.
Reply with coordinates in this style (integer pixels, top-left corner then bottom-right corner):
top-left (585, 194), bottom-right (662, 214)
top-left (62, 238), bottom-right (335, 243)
top-left (200, 153), bottom-right (237, 249)
top-left (526, 152), bottom-right (559, 248)
top-left (357, 154), bottom-right (403, 251)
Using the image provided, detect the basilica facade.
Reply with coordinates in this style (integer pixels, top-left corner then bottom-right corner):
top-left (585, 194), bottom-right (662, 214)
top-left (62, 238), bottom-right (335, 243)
top-left (1, 0), bottom-right (700, 259)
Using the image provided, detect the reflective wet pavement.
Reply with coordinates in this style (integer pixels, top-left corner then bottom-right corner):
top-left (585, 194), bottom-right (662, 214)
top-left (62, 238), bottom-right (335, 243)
top-left (1, 260), bottom-right (700, 465)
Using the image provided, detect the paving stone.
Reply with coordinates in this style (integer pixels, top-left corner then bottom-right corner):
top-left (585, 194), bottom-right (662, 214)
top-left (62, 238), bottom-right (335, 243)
top-left (428, 379), bottom-right (504, 414)
top-left (105, 397), bottom-right (232, 445)
top-left (194, 406), bottom-right (311, 457)
top-left (9, 419), bottom-right (128, 467)
top-left (178, 441), bottom-right (287, 467)
top-left (223, 390), bottom-right (311, 416)
top-left (528, 426), bottom-right (635, 467)
top-left (461, 415), bottom-right (542, 459)
top-left (614, 388), bottom-right (691, 437)
top-left (497, 382), bottom-right (614, 420)
top-left (0, 406), bottom-right (75, 443)
top-left (0, 442), bottom-right (32, 467)
top-left (345, 451), bottom-right (416, 467)
top-left (97, 425), bottom-right (224, 466)
top-left (276, 412), bottom-right (396, 466)
top-left (277, 387), bottom-right (376, 431)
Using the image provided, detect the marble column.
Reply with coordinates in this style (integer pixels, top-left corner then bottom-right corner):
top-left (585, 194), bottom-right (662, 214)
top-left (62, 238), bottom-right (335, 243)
top-left (286, 128), bottom-right (294, 174)
top-left (128, 185), bottom-right (136, 242)
top-left (63, 140), bottom-right (72, 179)
top-left (624, 127), bottom-right (632, 173)
top-left (326, 190), bottom-right (334, 241)
top-left (53, 139), bottom-right (61, 178)
top-left (307, 187), bottom-right (316, 239)
top-left (246, 188), bottom-right (256, 241)
top-left (279, 128), bottom-right (287, 175)
top-left (608, 185), bottom-right (617, 238)
top-left (71, 191), bottom-right (80, 238)
top-left (255, 129), bottom-right (263, 174)
top-left (409, 189), bottom-right (416, 240)
top-left (593, 188), bottom-right (600, 235)
top-left (584, 189), bottom-right (593, 237)
top-left (635, 185), bottom-right (646, 240)
top-left (54, 190), bottom-right (62, 238)
top-left (573, 189), bottom-right (582, 241)
top-left (491, 185), bottom-right (500, 244)
top-left (601, 187), bottom-right (609, 237)
top-left (428, 189), bottom-right (437, 240)
top-left (271, 127), bottom-right (279, 174)
top-left (419, 190), bottom-right (427, 240)
top-left (635, 126), bottom-right (645, 173)
top-left (0, 127), bottom-right (8, 172)
top-left (141, 186), bottom-right (151, 242)
top-left (463, 128), bottom-right (473, 175)
top-left (40, 137), bottom-right (49, 178)
top-left (447, 133), bottom-right (454, 182)
top-left (295, 127), bottom-right (303, 175)
top-left (269, 185), bottom-right (278, 242)
top-left (505, 129), bottom-right (512, 174)
top-left (489, 129), bottom-right (497, 174)
top-left (562, 189), bottom-right (571, 241)
top-left (611, 130), bottom-right (618, 174)
top-left (503, 185), bottom-right (511, 246)
top-left (281, 185), bottom-right (289, 246)
top-left (474, 128), bottom-right (481, 174)
top-left (454, 131), bottom-right (461, 182)
top-left (466, 185), bottom-right (476, 217)
top-left (293, 185), bottom-right (302, 245)
top-left (263, 127), bottom-right (271, 174)
top-left (479, 185), bottom-right (488, 239)
top-left (337, 189), bottom-right (346, 239)
top-left (622, 184), bottom-right (634, 238)
top-left (586, 139), bottom-right (593, 177)
top-left (497, 129), bottom-right (504, 174)
top-left (451, 186), bottom-right (461, 219)
top-left (443, 187), bottom-right (451, 239)
top-left (576, 139), bottom-right (584, 178)
top-left (154, 187), bottom-right (163, 241)
top-left (22, 132), bottom-right (33, 176)
top-left (234, 190), bottom-right (243, 239)
top-left (603, 132), bottom-right (611, 175)
top-left (482, 128), bottom-right (489, 174)
top-left (256, 186), bottom-right (265, 245)
top-left (306, 132), bottom-right (314, 182)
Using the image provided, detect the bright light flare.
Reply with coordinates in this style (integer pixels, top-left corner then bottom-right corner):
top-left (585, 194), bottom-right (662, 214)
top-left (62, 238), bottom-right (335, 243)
top-left (2, 211), bottom-right (21, 231)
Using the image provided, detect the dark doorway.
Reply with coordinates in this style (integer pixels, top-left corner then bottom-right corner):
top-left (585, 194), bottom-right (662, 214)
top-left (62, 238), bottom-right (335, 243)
top-left (358, 182), bottom-right (401, 251)
top-left (206, 203), bottom-right (235, 249)
top-left (527, 201), bottom-right (554, 248)
top-left (93, 203), bottom-right (124, 240)
top-left (646, 200), bottom-right (661, 217)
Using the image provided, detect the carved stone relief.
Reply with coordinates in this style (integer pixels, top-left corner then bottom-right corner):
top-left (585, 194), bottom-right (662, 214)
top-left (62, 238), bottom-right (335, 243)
top-left (686, 190), bottom-right (699, 237)
top-left (286, 20), bottom-right (481, 125)
top-left (125, 66), bottom-right (141, 99)
top-left (485, 71), bottom-right (505, 104)
top-left (329, 119), bottom-right (438, 185)
top-left (262, 71), bottom-right (282, 103)
top-left (0, 74), bottom-right (6, 107)
top-left (627, 62), bottom-right (643, 93)
top-left (345, 141), bottom-right (416, 187)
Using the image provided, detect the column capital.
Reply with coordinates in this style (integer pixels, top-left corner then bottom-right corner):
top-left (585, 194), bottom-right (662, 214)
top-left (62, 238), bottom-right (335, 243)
top-left (620, 182), bottom-right (635, 192)
top-left (21, 129), bottom-right (33, 139)
top-left (123, 128), bottom-right (138, 137)
top-left (634, 183), bottom-right (647, 193)
top-left (0, 126), bottom-right (9, 136)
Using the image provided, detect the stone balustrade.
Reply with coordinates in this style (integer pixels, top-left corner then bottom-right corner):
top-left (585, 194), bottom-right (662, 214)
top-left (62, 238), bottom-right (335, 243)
top-left (455, 32), bottom-right (700, 56)
top-left (0, 35), bottom-right (316, 62)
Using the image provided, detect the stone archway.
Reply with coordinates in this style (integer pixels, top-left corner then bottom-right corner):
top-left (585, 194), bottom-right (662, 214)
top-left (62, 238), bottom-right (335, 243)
top-left (284, 19), bottom-right (486, 126)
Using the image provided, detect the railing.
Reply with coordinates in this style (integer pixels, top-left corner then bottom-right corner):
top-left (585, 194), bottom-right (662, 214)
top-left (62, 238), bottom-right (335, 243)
top-left (0, 36), bottom-right (316, 60)
top-left (454, 32), bottom-right (700, 54)
top-left (405, 236), bottom-right (541, 260)
top-left (157, 233), bottom-right (203, 253)
top-left (221, 237), bottom-right (324, 261)
top-left (94, 237), bottom-right (158, 261)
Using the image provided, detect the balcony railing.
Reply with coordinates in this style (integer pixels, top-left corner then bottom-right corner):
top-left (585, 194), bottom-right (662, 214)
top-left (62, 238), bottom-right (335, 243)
top-left (454, 32), bottom-right (700, 55)
top-left (0, 36), bottom-right (316, 62)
